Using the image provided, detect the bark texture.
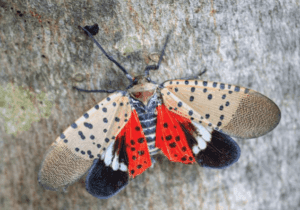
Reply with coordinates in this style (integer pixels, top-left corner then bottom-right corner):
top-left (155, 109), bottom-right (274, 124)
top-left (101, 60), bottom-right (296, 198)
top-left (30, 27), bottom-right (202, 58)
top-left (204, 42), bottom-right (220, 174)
top-left (0, 0), bottom-right (299, 209)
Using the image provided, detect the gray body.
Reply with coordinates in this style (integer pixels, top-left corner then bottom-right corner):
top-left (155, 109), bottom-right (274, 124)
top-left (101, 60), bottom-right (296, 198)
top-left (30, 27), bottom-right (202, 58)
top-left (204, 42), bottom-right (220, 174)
top-left (129, 93), bottom-right (161, 155)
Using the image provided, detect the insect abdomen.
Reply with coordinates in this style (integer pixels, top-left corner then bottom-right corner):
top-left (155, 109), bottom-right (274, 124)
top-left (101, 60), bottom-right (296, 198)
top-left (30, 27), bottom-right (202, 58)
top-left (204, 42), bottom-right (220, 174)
top-left (138, 113), bottom-right (159, 155)
top-left (130, 94), bottom-right (161, 155)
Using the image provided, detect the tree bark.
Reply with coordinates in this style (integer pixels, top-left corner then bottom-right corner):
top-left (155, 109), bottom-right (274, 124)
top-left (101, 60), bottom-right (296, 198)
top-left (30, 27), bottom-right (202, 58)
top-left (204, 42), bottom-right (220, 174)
top-left (0, 0), bottom-right (299, 209)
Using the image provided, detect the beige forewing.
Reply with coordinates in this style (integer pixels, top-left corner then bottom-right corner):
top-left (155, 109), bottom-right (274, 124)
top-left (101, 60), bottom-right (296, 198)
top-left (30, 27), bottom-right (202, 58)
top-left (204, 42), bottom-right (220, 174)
top-left (161, 80), bottom-right (280, 139)
top-left (38, 92), bottom-right (132, 190)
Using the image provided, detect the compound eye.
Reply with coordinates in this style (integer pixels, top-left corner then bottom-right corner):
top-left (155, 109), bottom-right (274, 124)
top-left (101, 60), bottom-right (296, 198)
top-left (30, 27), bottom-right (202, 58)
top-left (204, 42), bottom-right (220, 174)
top-left (146, 77), bottom-right (151, 82)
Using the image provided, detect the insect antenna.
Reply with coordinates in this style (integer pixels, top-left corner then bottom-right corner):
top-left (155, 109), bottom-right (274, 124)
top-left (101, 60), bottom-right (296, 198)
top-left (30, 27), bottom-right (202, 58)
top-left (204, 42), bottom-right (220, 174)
top-left (79, 26), bottom-right (133, 83)
top-left (144, 32), bottom-right (171, 77)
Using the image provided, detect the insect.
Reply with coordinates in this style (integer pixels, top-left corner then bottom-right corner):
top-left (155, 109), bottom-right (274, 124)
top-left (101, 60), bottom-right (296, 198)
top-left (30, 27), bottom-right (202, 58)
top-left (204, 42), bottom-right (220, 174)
top-left (38, 26), bottom-right (281, 199)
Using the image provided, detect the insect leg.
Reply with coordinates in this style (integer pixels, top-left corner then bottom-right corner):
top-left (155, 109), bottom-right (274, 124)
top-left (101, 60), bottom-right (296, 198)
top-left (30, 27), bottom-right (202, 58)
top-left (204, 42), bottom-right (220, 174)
top-left (145, 32), bottom-right (171, 76)
top-left (73, 86), bottom-right (118, 93)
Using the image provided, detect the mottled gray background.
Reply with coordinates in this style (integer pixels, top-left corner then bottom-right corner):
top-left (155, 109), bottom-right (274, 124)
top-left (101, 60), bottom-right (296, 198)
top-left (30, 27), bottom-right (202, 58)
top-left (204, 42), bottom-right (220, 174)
top-left (0, 0), bottom-right (299, 209)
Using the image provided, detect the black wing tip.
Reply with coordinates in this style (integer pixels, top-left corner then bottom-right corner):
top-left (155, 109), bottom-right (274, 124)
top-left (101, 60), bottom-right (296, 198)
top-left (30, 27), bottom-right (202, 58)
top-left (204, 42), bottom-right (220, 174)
top-left (196, 130), bottom-right (241, 169)
top-left (85, 159), bottom-right (129, 199)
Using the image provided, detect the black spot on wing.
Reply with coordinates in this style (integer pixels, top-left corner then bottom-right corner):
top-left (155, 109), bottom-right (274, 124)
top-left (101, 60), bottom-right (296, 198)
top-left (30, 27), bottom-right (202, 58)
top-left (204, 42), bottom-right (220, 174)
top-left (195, 130), bottom-right (240, 169)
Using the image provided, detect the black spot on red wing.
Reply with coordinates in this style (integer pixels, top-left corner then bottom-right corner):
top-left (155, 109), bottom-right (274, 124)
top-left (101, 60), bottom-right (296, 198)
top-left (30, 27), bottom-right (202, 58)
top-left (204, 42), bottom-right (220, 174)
top-left (169, 142), bottom-right (176, 148)
top-left (175, 136), bottom-right (180, 141)
top-left (182, 146), bottom-right (187, 152)
top-left (189, 157), bottom-right (193, 161)
top-left (138, 150), bottom-right (145, 156)
top-left (131, 170), bottom-right (135, 174)
top-left (166, 135), bottom-right (172, 141)
top-left (131, 148), bottom-right (136, 151)
top-left (130, 140), bottom-right (135, 145)
top-left (163, 123), bottom-right (168, 128)
top-left (137, 165), bottom-right (142, 169)
top-left (135, 126), bottom-right (140, 131)
top-left (138, 138), bottom-right (144, 143)
top-left (181, 157), bottom-right (187, 161)
top-left (132, 156), bottom-right (136, 160)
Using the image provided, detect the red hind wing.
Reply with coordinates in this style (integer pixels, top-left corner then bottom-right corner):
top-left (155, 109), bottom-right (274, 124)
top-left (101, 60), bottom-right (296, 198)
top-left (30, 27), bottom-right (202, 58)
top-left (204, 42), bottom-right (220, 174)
top-left (156, 104), bottom-right (195, 164)
top-left (117, 110), bottom-right (152, 178)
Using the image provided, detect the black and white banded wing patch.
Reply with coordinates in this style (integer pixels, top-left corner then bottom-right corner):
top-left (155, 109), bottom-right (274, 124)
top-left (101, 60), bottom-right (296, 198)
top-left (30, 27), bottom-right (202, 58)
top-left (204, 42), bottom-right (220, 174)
top-left (161, 80), bottom-right (281, 139)
top-left (38, 92), bottom-right (131, 191)
top-left (179, 120), bottom-right (241, 168)
top-left (86, 132), bottom-right (129, 199)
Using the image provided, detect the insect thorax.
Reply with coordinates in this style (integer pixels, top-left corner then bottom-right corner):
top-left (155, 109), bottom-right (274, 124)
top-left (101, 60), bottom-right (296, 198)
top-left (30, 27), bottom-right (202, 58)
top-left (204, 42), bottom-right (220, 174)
top-left (128, 76), bottom-right (158, 105)
top-left (129, 93), bottom-right (161, 156)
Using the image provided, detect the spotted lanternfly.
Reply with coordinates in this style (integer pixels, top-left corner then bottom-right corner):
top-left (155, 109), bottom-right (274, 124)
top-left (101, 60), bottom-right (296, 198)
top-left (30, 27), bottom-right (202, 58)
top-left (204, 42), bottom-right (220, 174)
top-left (38, 26), bottom-right (281, 199)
